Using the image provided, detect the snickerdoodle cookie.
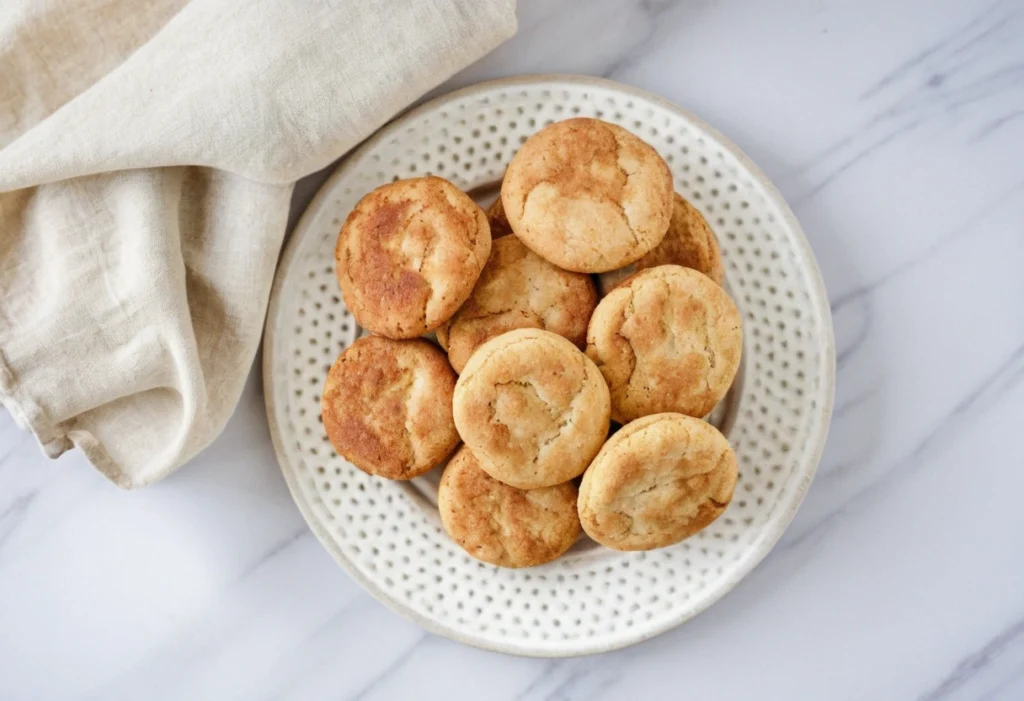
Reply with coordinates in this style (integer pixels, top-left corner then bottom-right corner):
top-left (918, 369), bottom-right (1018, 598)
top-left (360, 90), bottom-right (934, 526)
top-left (578, 413), bottom-right (737, 551)
top-left (598, 193), bottom-right (724, 294)
top-left (436, 236), bottom-right (598, 373)
top-left (335, 176), bottom-right (491, 338)
top-left (438, 446), bottom-right (580, 567)
top-left (321, 336), bottom-right (459, 480)
top-left (452, 328), bottom-right (611, 489)
top-left (486, 196), bottom-right (514, 238)
top-left (586, 265), bottom-right (742, 422)
top-left (501, 118), bottom-right (673, 273)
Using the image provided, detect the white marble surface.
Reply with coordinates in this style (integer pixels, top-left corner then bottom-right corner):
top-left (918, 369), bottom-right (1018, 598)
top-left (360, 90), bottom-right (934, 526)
top-left (3, 0), bottom-right (1024, 698)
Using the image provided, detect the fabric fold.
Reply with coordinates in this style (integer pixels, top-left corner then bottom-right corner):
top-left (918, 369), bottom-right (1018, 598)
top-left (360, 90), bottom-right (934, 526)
top-left (0, 0), bottom-right (518, 487)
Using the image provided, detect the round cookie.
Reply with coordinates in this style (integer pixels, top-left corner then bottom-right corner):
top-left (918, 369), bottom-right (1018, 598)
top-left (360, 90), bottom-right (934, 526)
top-left (578, 413), bottom-right (737, 551)
top-left (598, 193), bottom-right (724, 294)
top-left (586, 265), bottom-right (742, 422)
top-left (486, 196), bottom-right (514, 238)
top-left (335, 176), bottom-right (491, 338)
top-left (453, 328), bottom-right (611, 489)
top-left (436, 235), bottom-right (598, 373)
top-left (438, 446), bottom-right (580, 568)
top-left (501, 118), bottom-right (673, 273)
top-left (321, 336), bottom-right (459, 480)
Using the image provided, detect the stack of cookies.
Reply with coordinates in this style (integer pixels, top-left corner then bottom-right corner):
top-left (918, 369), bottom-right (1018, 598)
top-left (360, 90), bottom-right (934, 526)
top-left (322, 117), bottom-right (743, 568)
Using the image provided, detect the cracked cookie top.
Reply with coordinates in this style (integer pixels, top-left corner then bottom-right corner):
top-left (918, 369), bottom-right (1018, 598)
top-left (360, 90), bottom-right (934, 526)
top-left (452, 328), bottom-right (611, 489)
top-left (437, 236), bottom-right (598, 373)
top-left (321, 336), bottom-right (459, 480)
top-left (587, 265), bottom-right (742, 422)
top-left (578, 413), bottom-right (737, 551)
top-left (598, 193), bottom-right (725, 295)
top-left (500, 118), bottom-right (673, 273)
top-left (335, 176), bottom-right (491, 338)
top-left (438, 446), bottom-right (580, 568)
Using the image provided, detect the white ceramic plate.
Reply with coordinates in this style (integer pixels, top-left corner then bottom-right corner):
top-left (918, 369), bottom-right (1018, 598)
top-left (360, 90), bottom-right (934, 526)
top-left (263, 75), bottom-right (835, 657)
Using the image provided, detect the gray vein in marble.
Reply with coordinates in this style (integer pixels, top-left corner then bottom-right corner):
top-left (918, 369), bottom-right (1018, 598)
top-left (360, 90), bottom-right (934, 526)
top-left (858, 0), bottom-right (1012, 100)
top-left (834, 296), bottom-right (871, 371)
top-left (597, 0), bottom-right (690, 80)
top-left (0, 491), bottom-right (36, 556)
top-left (794, 116), bottom-right (926, 205)
top-left (0, 431), bottom-right (29, 470)
top-left (546, 667), bottom-right (595, 701)
top-left (784, 339), bottom-right (1024, 552)
top-left (553, 664), bottom-right (623, 701)
top-left (977, 108), bottom-right (1024, 139)
top-left (795, 2), bottom-right (1023, 201)
top-left (831, 387), bottom-right (879, 421)
top-left (514, 646), bottom-right (639, 701)
top-left (257, 595), bottom-right (370, 701)
top-left (917, 617), bottom-right (1024, 701)
top-left (512, 660), bottom-right (559, 701)
top-left (234, 526), bottom-right (310, 583)
top-left (830, 177), bottom-right (1024, 316)
top-left (979, 667), bottom-right (1024, 701)
top-left (515, 659), bottom-right (604, 701)
top-left (82, 526), bottom-right (323, 701)
top-left (517, 659), bottom-right (587, 700)
top-left (538, 663), bottom-right (593, 701)
top-left (346, 633), bottom-right (429, 701)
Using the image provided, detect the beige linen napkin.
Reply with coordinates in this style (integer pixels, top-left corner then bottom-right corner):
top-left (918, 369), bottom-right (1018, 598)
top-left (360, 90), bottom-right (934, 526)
top-left (0, 0), bottom-right (517, 488)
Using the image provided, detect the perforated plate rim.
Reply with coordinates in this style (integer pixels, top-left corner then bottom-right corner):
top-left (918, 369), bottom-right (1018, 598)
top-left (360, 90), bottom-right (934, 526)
top-left (263, 75), bottom-right (835, 657)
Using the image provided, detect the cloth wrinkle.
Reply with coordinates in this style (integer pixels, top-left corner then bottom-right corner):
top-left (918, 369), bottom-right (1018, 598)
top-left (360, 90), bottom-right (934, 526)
top-left (0, 0), bottom-right (517, 487)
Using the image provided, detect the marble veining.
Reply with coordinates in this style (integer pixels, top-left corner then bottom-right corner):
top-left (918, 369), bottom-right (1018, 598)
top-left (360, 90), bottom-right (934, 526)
top-left (2, 0), bottom-right (1023, 699)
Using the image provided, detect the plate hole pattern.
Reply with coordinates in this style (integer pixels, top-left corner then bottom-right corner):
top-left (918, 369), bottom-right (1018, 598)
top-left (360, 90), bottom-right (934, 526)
top-left (269, 83), bottom-right (830, 654)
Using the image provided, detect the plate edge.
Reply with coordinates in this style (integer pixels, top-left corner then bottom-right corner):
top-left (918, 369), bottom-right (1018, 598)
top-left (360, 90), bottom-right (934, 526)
top-left (261, 73), bottom-right (837, 658)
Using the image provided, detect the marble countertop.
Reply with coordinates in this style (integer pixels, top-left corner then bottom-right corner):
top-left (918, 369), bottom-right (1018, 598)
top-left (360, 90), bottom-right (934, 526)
top-left (3, 0), bottom-right (1024, 699)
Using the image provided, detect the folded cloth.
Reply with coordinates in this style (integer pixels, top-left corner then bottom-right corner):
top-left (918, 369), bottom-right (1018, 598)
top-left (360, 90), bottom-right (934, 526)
top-left (0, 0), bottom-right (517, 488)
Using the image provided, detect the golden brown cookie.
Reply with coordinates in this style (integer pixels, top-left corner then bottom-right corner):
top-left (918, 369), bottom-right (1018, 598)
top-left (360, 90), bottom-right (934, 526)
top-left (335, 176), bottom-right (491, 338)
top-left (586, 265), bottom-right (742, 422)
top-left (438, 446), bottom-right (580, 567)
top-left (321, 336), bottom-right (459, 480)
top-left (578, 413), bottom-right (737, 551)
top-left (452, 328), bottom-right (611, 489)
top-left (598, 193), bottom-right (724, 294)
top-left (436, 236), bottom-right (597, 373)
top-left (501, 118), bottom-right (673, 273)
top-left (485, 196), bottom-right (514, 238)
